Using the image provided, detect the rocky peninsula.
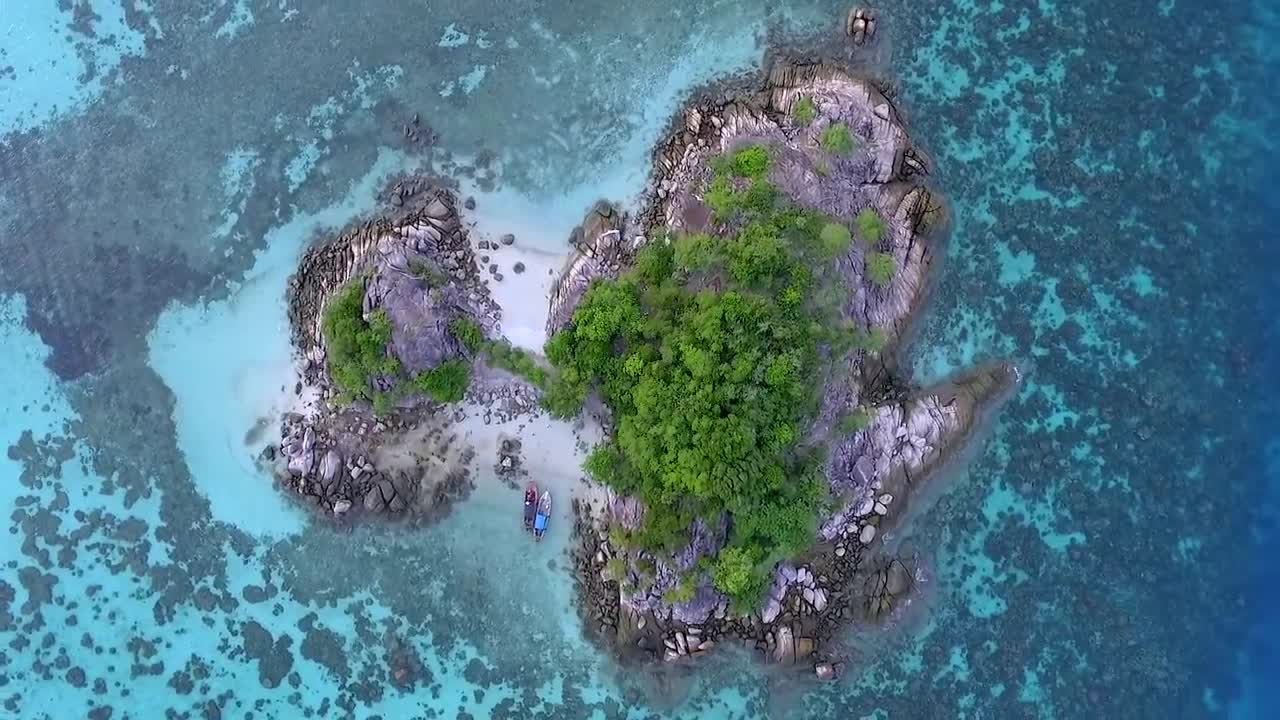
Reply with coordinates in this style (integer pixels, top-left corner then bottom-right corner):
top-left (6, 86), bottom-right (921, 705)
top-left (267, 55), bottom-right (1017, 678)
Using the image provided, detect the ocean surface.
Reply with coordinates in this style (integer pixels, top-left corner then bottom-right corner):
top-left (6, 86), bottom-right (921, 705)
top-left (1, 1), bottom-right (1276, 718)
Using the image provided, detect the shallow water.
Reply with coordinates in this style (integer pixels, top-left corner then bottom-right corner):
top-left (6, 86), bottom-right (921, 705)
top-left (1, 1), bottom-right (1277, 718)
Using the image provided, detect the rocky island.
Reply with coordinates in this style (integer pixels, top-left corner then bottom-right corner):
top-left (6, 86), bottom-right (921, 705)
top-left (267, 54), bottom-right (1017, 678)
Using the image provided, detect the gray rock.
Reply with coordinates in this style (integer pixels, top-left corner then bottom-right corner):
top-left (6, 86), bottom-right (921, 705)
top-left (424, 198), bottom-right (450, 219)
top-left (513, 262), bottom-right (525, 274)
top-left (499, 233), bottom-right (515, 245)
top-left (772, 625), bottom-right (796, 665)
top-left (320, 449), bottom-right (341, 482)
top-left (886, 561), bottom-right (910, 595)
top-left (762, 597), bottom-right (782, 625)
top-left (859, 524), bottom-right (877, 545)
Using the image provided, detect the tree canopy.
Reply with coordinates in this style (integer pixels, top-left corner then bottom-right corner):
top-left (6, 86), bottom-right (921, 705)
top-left (543, 144), bottom-right (884, 610)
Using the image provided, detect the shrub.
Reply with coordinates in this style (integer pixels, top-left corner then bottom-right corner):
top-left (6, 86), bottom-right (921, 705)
top-left (839, 407), bottom-right (873, 435)
top-left (605, 557), bottom-right (627, 583)
top-left (704, 174), bottom-right (738, 221)
top-left (413, 360), bottom-right (470, 403)
top-left (742, 178), bottom-right (778, 214)
top-left (410, 260), bottom-right (445, 285)
top-left (703, 145), bottom-right (775, 222)
top-left (484, 341), bottom-right (549, 387)
top-left (866, 252), bottom-right (897, 286)
top-left (792, 96), bottom-right (817, 126)
top-left (819, 222), bottom-right (852, 258)
top-left (662, 574), bottom-right (698, 604)
top-left (855, 208), bottom-right (887, 245)
top-left (321, 280), bottom-right (400, 404)
top-left (450, 317), bottom-right (485, 353)
top-left (730, 145), bottom-right (770, 179)
top-left (714, 546), bottom-right (769, 612)
top-left (821, 123), bottom-right (855, 156)
top-left (859, 326), bottom-right (888, 353)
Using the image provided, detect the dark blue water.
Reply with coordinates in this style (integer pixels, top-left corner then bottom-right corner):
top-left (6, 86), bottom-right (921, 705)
top-left (0, 1), bottom-right (1277, 718)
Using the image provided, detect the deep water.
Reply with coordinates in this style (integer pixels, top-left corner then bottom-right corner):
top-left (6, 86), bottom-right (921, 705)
top-left (0, 1), bottom-right (1276, 718)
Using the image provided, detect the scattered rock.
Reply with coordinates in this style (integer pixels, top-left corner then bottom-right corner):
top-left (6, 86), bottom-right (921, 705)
top-left (860, 524), bottom-right (877, 545)
top-left (499, 233), bottom-right (515, 246)
top-left (513, 262), bottom-right (525, 274)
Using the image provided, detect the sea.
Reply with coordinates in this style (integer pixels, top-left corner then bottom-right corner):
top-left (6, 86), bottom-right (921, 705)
top-left (0, 1), bottom-right (1276, 718)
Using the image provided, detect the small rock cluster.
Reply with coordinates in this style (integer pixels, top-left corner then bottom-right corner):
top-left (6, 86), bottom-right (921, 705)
top-left (270, 404), bottom-right (475, 522)
top-left (846, 8), bottom-right (878, 45)
top-left (400, 112), bottom-right (437, 148)
top-left (469, 382), bottom-right (541, 425)
top-left (273, 415), bottom-right (411, 517)
top-left (476, 232), bottom-right (518, 282)
top-left (494, 436), bottom-right (525, 489)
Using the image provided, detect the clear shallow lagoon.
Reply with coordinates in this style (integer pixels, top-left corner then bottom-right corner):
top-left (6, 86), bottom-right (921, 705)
top-left (1, 1), bottom-right (1277, 718)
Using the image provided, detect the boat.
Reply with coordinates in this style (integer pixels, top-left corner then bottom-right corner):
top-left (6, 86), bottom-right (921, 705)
top-left (534, 491), bottom-right (552, 541)
top-left (523, 482), bottom-right (538, 531)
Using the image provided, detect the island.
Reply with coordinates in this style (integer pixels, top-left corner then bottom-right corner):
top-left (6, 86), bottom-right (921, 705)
top-left (265, 57), bottom-right (1018, 679)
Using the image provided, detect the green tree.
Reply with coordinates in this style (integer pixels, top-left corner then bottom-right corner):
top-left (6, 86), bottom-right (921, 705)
top-left (856, 208), bottom-right (886, 245)
top-left (450, 317), bottom-right (485, 353)
top-left (866, 252), bottom-right (897, 286)
top-left (413, 360), bottom-right (470, 403)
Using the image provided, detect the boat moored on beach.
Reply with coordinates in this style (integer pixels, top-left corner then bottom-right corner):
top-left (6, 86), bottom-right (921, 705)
top-left (534, 491), bottom-right (552, 541)
top-left (523, 483), bottom-right (538, 531)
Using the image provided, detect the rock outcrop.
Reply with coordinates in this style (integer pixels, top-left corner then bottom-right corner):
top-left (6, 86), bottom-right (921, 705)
top-left (546, 201), bottom-right (633, 336)
top-left (288, 179), bottom-right (499, 390)
top-left (271, 178), bottom-right (503, 520)
top-left (561, 57), bottom-right (1018, 673)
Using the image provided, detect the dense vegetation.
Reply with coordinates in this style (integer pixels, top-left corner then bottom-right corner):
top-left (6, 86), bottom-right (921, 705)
top-left (321, 281), bottom-right (401, 406)
top-left (543, 144), bottom-right (888, 610)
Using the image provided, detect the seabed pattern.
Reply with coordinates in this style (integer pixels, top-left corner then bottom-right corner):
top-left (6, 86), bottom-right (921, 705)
top-left (0, 2), bottom-right (1277, 719)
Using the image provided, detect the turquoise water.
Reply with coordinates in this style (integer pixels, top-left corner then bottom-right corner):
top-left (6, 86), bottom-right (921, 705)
top-left (1, 1), bottom-right (1276, 718)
